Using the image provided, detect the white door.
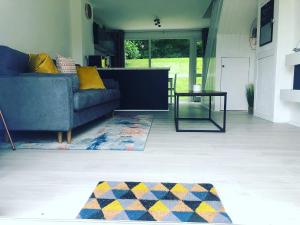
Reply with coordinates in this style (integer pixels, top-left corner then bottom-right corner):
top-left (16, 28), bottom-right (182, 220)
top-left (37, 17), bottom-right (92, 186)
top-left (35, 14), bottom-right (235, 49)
top-left (221, 57), bottom-right (250, 110)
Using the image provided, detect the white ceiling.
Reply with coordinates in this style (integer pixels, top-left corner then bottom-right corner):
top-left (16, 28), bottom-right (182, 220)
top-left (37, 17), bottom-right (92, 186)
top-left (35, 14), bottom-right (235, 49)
top-left (218, 0), bottom-right (257, 35)
top-left (91, 0), bottom-right (212, 31)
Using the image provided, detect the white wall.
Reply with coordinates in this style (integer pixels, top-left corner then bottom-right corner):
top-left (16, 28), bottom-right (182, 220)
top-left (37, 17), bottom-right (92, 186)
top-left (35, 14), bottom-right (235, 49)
top-left (255, 0), bottom-right (300, 125)
top-left (70, 0), bottom-right (84, 64)
top-left (215, 34), bottom-right (256, 110)
top-left (290, 0), bottom-right (300, 126)
top-left (211, 0), bottom-right (257, 110)
top-left (67, 0), bottom-right (95, 65)
top-left (0, 0), bottom-right (71, 57)
top-left (217, 34), bottom-right (256, 82)
top-left (0, 0), bottom-right (94, 64)
top-left (284, 0), bottom-right (300, 126)
top-left (81, 0), bottom-right (95, 64)
top-left (272, 0), bottom-right (295, 122)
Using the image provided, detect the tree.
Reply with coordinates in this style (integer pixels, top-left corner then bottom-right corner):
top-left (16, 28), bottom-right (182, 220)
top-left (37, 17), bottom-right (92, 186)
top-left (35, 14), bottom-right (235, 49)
top-left (125, 40), bottom-right (141, 59)
top-left (151, 39), bottom-right (190, 58)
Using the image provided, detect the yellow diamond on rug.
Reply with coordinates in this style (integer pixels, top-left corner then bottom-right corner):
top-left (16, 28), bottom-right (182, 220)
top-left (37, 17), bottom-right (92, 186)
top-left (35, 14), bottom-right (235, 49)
top-left (132, 182), bottom-right (149, 198)
top-left (101, 200), bottom-right (124, 220)
top-left (149, 201), bottom-right (170, 221)
top-left (196, 202), bottom-right (217, 213)
top-left (94, 181), bottom-right (111, 198)
top-left (102, 200), bottom-right (123, 211)
top-left (171, 184), bottom-right (189, 200)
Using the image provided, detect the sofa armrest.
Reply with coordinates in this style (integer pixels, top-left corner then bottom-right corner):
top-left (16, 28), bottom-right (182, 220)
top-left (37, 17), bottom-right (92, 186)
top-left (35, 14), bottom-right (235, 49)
top-left (103, 79), bottom-right (119, 89)
top-left (22, 72), bottom-right (80, 92)
top-left (0, 74), bottom-right (74, 131)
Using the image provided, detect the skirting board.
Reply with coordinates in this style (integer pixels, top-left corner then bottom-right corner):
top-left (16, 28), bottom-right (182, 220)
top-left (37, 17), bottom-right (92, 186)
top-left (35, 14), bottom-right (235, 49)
top-left (289, 120), bottom-right (300, 128)
top-left (254, 111), bottom-right (274, 122)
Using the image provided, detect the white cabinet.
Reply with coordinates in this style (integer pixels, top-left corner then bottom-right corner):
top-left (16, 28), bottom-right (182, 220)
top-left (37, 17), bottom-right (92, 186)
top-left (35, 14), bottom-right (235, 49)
top-left (255, 55), bottom-right (276, 120)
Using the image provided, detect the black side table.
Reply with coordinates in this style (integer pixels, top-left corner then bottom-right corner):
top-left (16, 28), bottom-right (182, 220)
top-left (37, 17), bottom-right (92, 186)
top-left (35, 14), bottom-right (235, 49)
top-left (0, 110), bottom-right (16, 150)
top-left (174, 91), bottom-right (227, 132)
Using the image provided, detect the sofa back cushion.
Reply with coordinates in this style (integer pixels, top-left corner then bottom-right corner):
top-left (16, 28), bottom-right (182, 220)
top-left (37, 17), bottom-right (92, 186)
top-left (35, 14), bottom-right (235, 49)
top-left (0, 67), bottom-right (19, 76)
top-left (21, 72), bottom-right (80, 93)
top-left (29, 53), bottom-right (59, 74)
top-left (76, 66), bottom-right (106, 90)
top-left (56, 55), bottom-right (77, 74)
top-left (0, 46), bottom-right (29, 74)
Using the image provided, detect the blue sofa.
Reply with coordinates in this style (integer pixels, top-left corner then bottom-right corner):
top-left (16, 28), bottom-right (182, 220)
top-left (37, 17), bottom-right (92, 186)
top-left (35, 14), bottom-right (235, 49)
top-left (0, 46), bottom-right (120, 143)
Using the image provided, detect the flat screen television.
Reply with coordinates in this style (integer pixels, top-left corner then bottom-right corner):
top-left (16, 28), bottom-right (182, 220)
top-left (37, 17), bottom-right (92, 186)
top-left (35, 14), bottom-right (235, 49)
top-left (260, 0), bottom-right (274, 47)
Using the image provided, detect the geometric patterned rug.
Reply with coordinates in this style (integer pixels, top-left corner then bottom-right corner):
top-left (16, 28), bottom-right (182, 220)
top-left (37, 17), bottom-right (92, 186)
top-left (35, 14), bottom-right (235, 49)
top-left (78, 181), bottom-right (232, 223)
top-left (0, 115), bottom-right (152, 151)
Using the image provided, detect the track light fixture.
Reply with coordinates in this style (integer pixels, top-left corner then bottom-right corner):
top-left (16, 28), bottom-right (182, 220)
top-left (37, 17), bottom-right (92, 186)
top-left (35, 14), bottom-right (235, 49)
top-left (154, 18), bottom-right (161, 28)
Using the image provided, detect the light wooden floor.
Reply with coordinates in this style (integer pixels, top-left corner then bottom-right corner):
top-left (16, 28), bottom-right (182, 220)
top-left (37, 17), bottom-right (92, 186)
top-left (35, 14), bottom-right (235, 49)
top-left (1, 104), bottom-right (300, 225)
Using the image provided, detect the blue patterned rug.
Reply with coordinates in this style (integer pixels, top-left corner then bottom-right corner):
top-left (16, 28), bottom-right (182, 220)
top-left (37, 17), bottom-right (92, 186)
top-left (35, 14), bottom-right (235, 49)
top-left (0, 115), bottom-right (153, 151)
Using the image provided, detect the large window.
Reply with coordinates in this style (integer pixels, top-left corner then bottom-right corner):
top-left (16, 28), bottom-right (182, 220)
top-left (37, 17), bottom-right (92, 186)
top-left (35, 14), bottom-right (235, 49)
top-left (151, 39), bottom-right (190, 93)
top-left (125, 38), bottom-right (203, 99)
top-left (125, 40), bottom-right (149, 68)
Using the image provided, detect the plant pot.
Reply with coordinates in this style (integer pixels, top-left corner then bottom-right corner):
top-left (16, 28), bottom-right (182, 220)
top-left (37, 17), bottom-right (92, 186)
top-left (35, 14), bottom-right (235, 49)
top-left (248, 107), bottom-right (254, 115)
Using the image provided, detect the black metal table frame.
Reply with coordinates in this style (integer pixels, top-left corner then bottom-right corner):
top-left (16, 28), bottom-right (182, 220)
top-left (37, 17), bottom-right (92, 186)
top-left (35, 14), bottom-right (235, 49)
top-left (174, 92), bottom-right (227, 132)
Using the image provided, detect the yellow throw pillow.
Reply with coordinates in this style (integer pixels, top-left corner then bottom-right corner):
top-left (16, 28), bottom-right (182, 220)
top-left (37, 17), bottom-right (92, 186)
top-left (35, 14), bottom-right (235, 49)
top-left (29, 53), bottom-right (59, 74)
top-left (76, 66), bottom-right (106, 90)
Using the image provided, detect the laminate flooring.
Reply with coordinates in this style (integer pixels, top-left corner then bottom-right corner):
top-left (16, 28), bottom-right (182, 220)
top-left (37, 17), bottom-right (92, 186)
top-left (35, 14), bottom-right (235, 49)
top-left (0, 104), bottom-right (300, 225)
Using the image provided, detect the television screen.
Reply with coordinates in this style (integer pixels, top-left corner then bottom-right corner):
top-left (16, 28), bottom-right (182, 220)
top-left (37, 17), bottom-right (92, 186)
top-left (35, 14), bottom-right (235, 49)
top-left (260, 0), bottom-right (274, 46)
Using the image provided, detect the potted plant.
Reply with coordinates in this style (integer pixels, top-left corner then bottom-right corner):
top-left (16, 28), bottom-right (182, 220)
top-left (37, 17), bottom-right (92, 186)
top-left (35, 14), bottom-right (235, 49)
top-left (246, 84), bottom-right (254, 114)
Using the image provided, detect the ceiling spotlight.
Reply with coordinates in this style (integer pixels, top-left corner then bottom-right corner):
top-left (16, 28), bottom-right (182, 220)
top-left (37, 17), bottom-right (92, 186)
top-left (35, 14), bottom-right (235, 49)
top-left (154, 17), bottom-right (161, 28)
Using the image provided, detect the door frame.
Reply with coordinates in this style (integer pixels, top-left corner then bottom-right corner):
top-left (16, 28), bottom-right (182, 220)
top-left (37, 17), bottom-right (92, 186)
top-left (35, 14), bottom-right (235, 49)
top-left (220, 56), bottom-right (250, 110)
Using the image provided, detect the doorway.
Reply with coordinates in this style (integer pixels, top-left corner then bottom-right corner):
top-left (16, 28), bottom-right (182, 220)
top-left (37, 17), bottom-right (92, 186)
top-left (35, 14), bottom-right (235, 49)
top-left (220, 57), bottom-right (250, 110)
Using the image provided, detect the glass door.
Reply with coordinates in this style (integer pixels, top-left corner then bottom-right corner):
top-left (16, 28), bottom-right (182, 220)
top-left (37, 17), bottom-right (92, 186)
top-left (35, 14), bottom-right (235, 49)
top-left (151, 39), bottom-right (190, 96)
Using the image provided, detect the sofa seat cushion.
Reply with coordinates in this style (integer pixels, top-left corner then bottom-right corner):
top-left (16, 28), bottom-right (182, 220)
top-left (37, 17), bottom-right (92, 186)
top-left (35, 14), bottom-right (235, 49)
top-left (74, 89), bottom-right (120, 111)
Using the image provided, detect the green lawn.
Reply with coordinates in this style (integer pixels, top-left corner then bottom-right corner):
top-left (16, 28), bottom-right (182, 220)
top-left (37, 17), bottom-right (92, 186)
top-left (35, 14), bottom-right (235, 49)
top-left (126, 57), bottom-right (203, 93)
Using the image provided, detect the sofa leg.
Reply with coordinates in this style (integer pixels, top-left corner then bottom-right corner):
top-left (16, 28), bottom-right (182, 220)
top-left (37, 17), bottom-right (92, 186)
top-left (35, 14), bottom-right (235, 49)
top-left (67, 130), bottom-right (72, 144)
top-left (58, 132), bottom-right (63, 143)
